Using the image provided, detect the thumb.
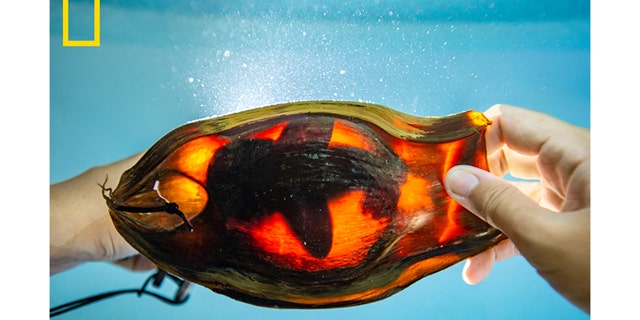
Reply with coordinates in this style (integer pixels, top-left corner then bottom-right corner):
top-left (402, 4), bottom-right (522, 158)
top-left (445, 165), bottom-right (591, 313)
top-left (444, 165), bottom-right (548, 245)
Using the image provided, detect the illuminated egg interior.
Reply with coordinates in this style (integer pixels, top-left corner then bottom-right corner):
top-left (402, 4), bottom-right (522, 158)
top-left (105, 101), bottom-right (505, 308)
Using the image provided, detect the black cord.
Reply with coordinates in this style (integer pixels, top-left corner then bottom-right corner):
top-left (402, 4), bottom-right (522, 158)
top-left (50, 270), bottom-right (192, 317)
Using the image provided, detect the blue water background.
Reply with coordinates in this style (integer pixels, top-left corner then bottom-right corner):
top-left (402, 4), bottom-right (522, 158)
top-left (50, 1), bottom-right (590, 319)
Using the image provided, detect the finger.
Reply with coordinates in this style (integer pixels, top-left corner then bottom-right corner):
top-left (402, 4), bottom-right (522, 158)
top-left (483, 105), bottom-right (540, 179)
top-left (485, 104), bottom-right (582, 156)
top-left (509, 180), bottom-right (563, 211)
top-left (462, 249), bottom-right (494, 285)
top-left (492, 239), bottom-right (520, 261)
top-left (463, 239), bottom-right (519, 285)
top-left (487, 146), bottom-right (540, 180)
top-left (483, 104), bottom-right (589, 184)
top-left (490, 158), bottom-right (571, 213)
top-left (510, 180), bottom-right (541, 200)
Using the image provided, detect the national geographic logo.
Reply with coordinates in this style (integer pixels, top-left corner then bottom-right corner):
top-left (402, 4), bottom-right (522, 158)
top-left (62, 0), bottom-right (100, 46)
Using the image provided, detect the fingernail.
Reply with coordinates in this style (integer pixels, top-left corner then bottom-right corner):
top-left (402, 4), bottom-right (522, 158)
top-left (446, 167), bottom-right (480, 198)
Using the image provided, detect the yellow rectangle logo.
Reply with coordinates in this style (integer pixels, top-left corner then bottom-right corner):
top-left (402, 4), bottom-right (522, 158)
top-left (62, 0), bottom-right (100, 46)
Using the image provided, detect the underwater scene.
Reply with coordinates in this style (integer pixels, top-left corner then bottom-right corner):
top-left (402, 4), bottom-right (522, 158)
top-left (50, 0), bottom-right (589, 319)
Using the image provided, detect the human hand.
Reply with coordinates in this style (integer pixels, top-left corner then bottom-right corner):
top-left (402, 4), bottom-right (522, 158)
top-left (444, 104), bottom-right (590, 313)
top-left (50, 154), bottom-right (156, 275)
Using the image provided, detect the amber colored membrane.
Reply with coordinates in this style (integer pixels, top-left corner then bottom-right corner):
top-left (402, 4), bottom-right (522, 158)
top-left (108, 101), bottom-right (498, 308)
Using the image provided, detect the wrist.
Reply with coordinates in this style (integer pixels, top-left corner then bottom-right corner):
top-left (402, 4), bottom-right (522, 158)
top-left (50, 154), bottom-right (143, 274)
